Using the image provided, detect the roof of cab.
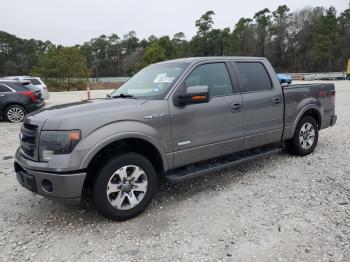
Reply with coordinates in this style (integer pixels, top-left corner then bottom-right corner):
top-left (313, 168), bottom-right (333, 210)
top-left (155, 56), bottom-right (267, 65)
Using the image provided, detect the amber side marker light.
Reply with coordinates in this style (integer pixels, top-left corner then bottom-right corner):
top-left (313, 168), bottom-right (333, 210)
top-left (192, 95), bottom-right (207, 101)
top-left (68, 131), bottom-right (81, 141)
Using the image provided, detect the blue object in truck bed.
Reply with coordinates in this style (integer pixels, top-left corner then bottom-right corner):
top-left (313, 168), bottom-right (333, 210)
top-left (277, 74), bottom-right (292, 84)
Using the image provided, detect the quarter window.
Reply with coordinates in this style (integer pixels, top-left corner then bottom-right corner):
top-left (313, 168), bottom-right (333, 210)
top-left (235, 62), bottom-right (272, 92)
top-left (27, 78), bottom-right (41, 85)
top-left (184, 63), bottom-right (233, 98)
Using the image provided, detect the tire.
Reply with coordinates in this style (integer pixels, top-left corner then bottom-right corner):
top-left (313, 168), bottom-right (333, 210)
top-left (93, 153), bottom-right (158, 220)
top-left (286, 116), bottom-right (318, 156)
top-left (5, 105), bottom-right (26, 123)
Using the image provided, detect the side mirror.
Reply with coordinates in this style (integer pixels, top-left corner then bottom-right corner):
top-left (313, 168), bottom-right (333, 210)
top-left (174, 85), bottom-right (209, 107)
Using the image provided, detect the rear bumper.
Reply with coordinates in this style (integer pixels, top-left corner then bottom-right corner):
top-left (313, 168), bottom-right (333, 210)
top-left (14, 160), bottom-right (86, 204)
top-left (330, 115), bottom-right (337, 126)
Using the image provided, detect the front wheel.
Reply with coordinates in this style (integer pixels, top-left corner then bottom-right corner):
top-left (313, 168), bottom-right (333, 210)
top-left (93, 153), bottom-right (158, 220)
top-left (286, 116), bottom-right (319, 156)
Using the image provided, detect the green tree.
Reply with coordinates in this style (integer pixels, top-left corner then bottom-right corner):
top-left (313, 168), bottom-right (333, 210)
top-left (32, 47), bottom-right (90, 87)
top-left (270, 5), bottom-right (292, 70)
top-left (310, 7), bottom-right (338, 71)
top-left (220, 27), bottom-right (232, 55)
top-left (0, 31), bottom-right (53, 76)
top-left (172, 32), bottom-right (190, 58)
top-left (122, 31), bottom-right (139, 55)
top-left (195, 10), bottom-right (216, 55)
top-left (31, 47), bottom-right (61, 79)
top-left (57, 47), bottom-right (90, 84)
top-left (232, 18), bottom-right (255, 55)
top-left (337, 7), bottom-right (350, 70)
top-left (254, 8), bottom-right (271, 56)
top-left (142, 42), bottom-right (166, 66)
top-left (158, 36), bottom-right (176, 59)
top-left (172, 32), bottom-right (186, 44)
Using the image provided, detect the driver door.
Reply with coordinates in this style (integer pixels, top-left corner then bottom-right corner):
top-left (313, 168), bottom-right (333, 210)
top-left (169, 62), bottom-right (244, 168)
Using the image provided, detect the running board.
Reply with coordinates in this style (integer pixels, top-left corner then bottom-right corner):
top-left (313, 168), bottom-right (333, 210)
top-left (165, 146), bottom-right (282, 183)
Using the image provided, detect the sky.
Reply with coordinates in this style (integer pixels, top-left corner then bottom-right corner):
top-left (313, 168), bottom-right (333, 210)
top-left (0, 0), bottom-right (349, 46)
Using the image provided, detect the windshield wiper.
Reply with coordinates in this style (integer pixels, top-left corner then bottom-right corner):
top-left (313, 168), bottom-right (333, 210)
top-left (111, 93), bottom-right (136, 99)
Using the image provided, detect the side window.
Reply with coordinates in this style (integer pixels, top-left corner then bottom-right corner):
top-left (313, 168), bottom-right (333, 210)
top-left (235, 62), bottom-right (272, 92)
top-left (27, 78), bottom-right (41, 85)
top-left (184, 63), bottom-right (233, 98)
top-left (0, 84), bottom-right (11, 93)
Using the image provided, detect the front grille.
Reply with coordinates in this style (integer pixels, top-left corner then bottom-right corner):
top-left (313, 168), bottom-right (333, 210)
top-left (20, 123), bottom-right (38, 160)
top-left (24, 123), bottom-right (38, 131)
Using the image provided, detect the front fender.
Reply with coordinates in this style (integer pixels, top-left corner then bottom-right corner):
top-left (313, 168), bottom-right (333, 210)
top-left (76, 120), bottom-right (170, 171)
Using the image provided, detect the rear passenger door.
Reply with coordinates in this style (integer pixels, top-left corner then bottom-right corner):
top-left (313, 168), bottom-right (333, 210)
top-left (232, 61), bottom-right (284, 149)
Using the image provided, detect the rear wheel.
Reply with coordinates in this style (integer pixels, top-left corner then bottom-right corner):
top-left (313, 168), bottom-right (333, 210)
top-left (286, 116), bottom-right (318, 156)
top-left (5, 105), bottom-right (26, 123)
top-left (93, 153), bottom-right (158, 220)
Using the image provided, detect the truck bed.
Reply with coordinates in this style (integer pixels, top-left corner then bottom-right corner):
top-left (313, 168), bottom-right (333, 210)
top-left (282, 83), bottom-right (335, 138)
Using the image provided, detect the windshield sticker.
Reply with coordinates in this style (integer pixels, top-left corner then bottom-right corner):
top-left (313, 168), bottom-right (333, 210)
top-left (127, 89), bottom-right (154, 95)
top-left (153, 73), bottom-right (175, 83)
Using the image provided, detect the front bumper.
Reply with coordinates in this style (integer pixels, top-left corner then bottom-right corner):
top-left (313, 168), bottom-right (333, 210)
top-left (330, 115), bottom-right (337, 126)
top-left (14, 157), bottom-right (86, 204)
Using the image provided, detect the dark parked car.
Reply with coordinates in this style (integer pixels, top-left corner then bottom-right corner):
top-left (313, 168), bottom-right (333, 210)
top-left (0, 80), bottom-right (45, 123)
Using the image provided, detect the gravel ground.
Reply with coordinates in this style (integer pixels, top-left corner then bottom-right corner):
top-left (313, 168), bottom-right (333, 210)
top-left (0, 82), bottom-right (349, 262)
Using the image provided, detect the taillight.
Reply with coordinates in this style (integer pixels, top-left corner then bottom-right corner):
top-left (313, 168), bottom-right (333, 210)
top-left (18, 91), bottom-right (37, 101)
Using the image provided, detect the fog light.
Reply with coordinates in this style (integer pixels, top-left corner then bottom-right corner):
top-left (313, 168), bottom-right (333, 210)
top-left (41, 179), bottom-right (53, 192)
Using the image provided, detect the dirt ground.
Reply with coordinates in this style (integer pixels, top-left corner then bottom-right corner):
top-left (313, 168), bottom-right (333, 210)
top-left (0, 82), bottom-right (349, 261)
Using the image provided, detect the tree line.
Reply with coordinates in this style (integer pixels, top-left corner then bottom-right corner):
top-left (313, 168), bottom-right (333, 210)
top-left (0, 4), bottom-right (350, 81)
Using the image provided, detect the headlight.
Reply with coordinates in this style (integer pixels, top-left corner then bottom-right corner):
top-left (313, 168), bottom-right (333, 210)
top-left (39, 130), bottom-right (81, 162)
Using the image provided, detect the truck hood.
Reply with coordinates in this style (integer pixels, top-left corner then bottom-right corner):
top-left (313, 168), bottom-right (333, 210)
top-left (27, 98), bottom-right (147, 131)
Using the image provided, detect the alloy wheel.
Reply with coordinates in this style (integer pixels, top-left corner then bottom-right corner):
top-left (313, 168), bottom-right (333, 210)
top-left (106, 165), bottom-right (148, 210)
top-left (299, 122), bottom-right (315, 150)
top-left (7, 107), bottom-right (25, 123)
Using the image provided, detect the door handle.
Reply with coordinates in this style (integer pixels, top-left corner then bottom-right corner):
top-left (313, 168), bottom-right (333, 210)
top-left (272, 97), bottom-right (281, 104)
top-left (231, 103), bottom-right (241, 110)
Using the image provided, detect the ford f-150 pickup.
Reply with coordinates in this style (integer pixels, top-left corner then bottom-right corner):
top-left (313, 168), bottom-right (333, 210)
top-left (14, 57), bottom-right (337, 220)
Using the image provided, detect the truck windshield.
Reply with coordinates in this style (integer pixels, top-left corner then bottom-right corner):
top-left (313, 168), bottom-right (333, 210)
top-left (111, 62), bottom-right (189, 99)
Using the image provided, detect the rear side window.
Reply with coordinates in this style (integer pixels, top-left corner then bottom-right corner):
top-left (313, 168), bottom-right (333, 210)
top-left (27, 78), bottom-right (41, 85)
top-left (185, 63), bottom-right (233, 98)
top-left (235, 62), bottom-right (272, 92)
top-left (22, 83), bottom-right (38, 91)
top-left (0, 84), bottom-right (11, 92)
top-left (9, 82), bottom-right (37, 91)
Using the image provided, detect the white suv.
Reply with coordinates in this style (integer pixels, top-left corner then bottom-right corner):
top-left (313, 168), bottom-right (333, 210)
top-left (4, 76), bottom-right (49, 100)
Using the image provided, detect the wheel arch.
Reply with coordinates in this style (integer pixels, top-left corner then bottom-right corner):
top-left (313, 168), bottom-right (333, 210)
top-left (82, 135), bottom-right (167, 187)
top-left (292, 106), bottom-right (322, 137)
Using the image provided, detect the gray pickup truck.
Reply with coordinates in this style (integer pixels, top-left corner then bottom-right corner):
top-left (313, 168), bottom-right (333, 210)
top-left (15, 57), bottom-right (337, 220)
